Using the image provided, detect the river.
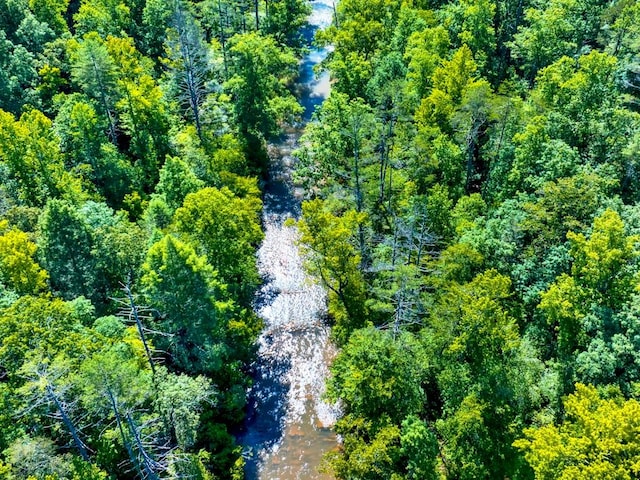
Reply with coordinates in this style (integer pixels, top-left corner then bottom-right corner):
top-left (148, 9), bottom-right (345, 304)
top-left (238, 1), bottom-right (339, 479)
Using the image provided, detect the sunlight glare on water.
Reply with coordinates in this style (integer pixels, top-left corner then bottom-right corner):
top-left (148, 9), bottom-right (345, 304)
top-left (238, 1), bottom-right (340, 478)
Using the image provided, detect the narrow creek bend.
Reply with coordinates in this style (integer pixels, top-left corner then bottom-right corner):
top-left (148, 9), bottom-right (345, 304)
top-left (237, 1), bottom-right (338, 478)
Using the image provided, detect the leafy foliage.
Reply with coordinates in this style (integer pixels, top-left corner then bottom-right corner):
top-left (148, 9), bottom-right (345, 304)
top-left (515, 384), bottom-right (640, 479)
top-left (294, 0), bottom-right (640, 478)
top-left (0, 0), bottom-right (312, 473)
top-left (2, 0), bottom-right (640, 476)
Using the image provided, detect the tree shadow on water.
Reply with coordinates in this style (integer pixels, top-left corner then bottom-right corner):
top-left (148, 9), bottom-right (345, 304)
top-left (238, 337), bottom-right (293, 480)
top-left (262, 141), bottom-right (302, 221)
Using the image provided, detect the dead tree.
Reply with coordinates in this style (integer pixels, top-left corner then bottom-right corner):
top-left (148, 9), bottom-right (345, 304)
top-left (117, 280), bottom-right (158, 375)
top-left (17, 358), bottom-right (90, 462)
top-left (169, 0), bottom-right (211, 141)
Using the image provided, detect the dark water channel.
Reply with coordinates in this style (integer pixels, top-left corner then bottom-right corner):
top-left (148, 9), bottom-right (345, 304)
top-left (237, 2), bottom-right (339, 479)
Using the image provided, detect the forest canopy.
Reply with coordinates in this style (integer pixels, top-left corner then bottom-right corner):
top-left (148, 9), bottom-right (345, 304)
top-left (0, 0), bottom-right (310, 476)
top-left (2, 0), bottom-right (640, 478)
top-left (293, 0), bottom-right (640, 478)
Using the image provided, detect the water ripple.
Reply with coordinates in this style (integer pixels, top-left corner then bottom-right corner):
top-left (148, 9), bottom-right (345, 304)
top-left (238, 2), bottom-right (339, 474)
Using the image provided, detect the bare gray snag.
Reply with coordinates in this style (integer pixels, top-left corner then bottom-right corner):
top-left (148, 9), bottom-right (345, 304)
top-left (120, 280), bottom-right (157, 375)
top-left (169, 0), bottom-right (211, 141)
top-left (17, 358), bottom-right (90, 462)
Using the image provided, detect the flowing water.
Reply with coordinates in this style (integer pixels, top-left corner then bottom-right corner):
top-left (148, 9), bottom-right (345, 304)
top-left (238, 2), bottom-right (339, 479)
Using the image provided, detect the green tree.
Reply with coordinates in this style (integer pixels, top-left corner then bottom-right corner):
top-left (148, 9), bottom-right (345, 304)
top-left (0, 221), bottom-right (48, 295)
top-left (537, 209), bottom-right (639, 401)
top-left (440, 0), bottom-right (496, 74)
top-left (538, 274), bottom-right (586, 360)
top-left (403, 25), bottom-right (450, 107)
top-left (539, 209), bottom-right (639, 357)
top-left (297, 93), bottom-right (377, 218)
top-left (515, 383), bottom-right (640, 479)
top-left (140, 0), bottom-right (173, 65)
top-left (141, 234), bottom-right (234, 374)
top-left (78, 340), bottom-right (160, 477)
top-left (298, 199), bottom-right (368, 344)
top-left (0, 109), bottom-right (84, 207)
top-left (154, 155), bottom-right (204, 211)
top-left (153, 367), bottom-right (214, 450)
top-left (69, 33), bottom-right (119, 143)
top-left (106, 35), bottom-right (171, 186)
top-left (325, 328), bottom-right (431, 480)
top-left (37, 199), bottom-right (96, 301)
top-left (225, 31), bottom-right (301, 138)
top-left (519, 172), bottom-right (614, 251)
top-left (0, 31), bottom-right (38, 113)
top-left (401, 415), bottom-right (439, 480)
top-left (427, 270), bottom-right (534, 479)
top-left (0, 296), bottom-right (95, 379)
top-left (73, 0), bottom-right (131, 37)
top-left (54, 94), bottom-right (135, 207)
top-left (318, 0), bottom-right (401, 74)
top-left (38, 200), bottom-right (146, 309)
top-left (14, 11), bottom-right (57, 54)
top-left (511, 0), bottom-right (608, 80)
top-left (80, 201), bottom-right (147, 306)
top-left (326, 424), bottom-right (403, 480)
top-left (604, 0), bottom-right (640, 58)
top-left (163, 0), bottom-right (212, 141)
top-left (262, 0), bottom-right (310, 48)
top-left (3, 435), bottom-right (107, 480)
top-left (327, 327), bottom-right (425, 424)
top-left (173, 186), bottom-right (262, 301)
top-left (29, 0), bottom-right (69, 34)
top-left (16, 355), bottom-right (91, 462)
top-left (567, 209), bottom-right (639, 308)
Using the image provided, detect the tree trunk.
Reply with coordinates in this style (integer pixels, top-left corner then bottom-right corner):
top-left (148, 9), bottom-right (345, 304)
top-left (254, 0), bottom-right (259, 29)
top-left (126, 413), bottom-right (161, 480)
top-left (107, 389), bottom-right (144, 480)
top-left (124, 282), bottom-right (156, 375)
top-left (91, 57), bottom-right (118, 143)
top-left (46, 385), bottom-right (90, 461)
top-left (351, 120), bottom-right (367, 269)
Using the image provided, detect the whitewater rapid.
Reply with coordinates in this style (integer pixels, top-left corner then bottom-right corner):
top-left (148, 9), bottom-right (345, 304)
top-left (239, 1), bottom-right (339, 478)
